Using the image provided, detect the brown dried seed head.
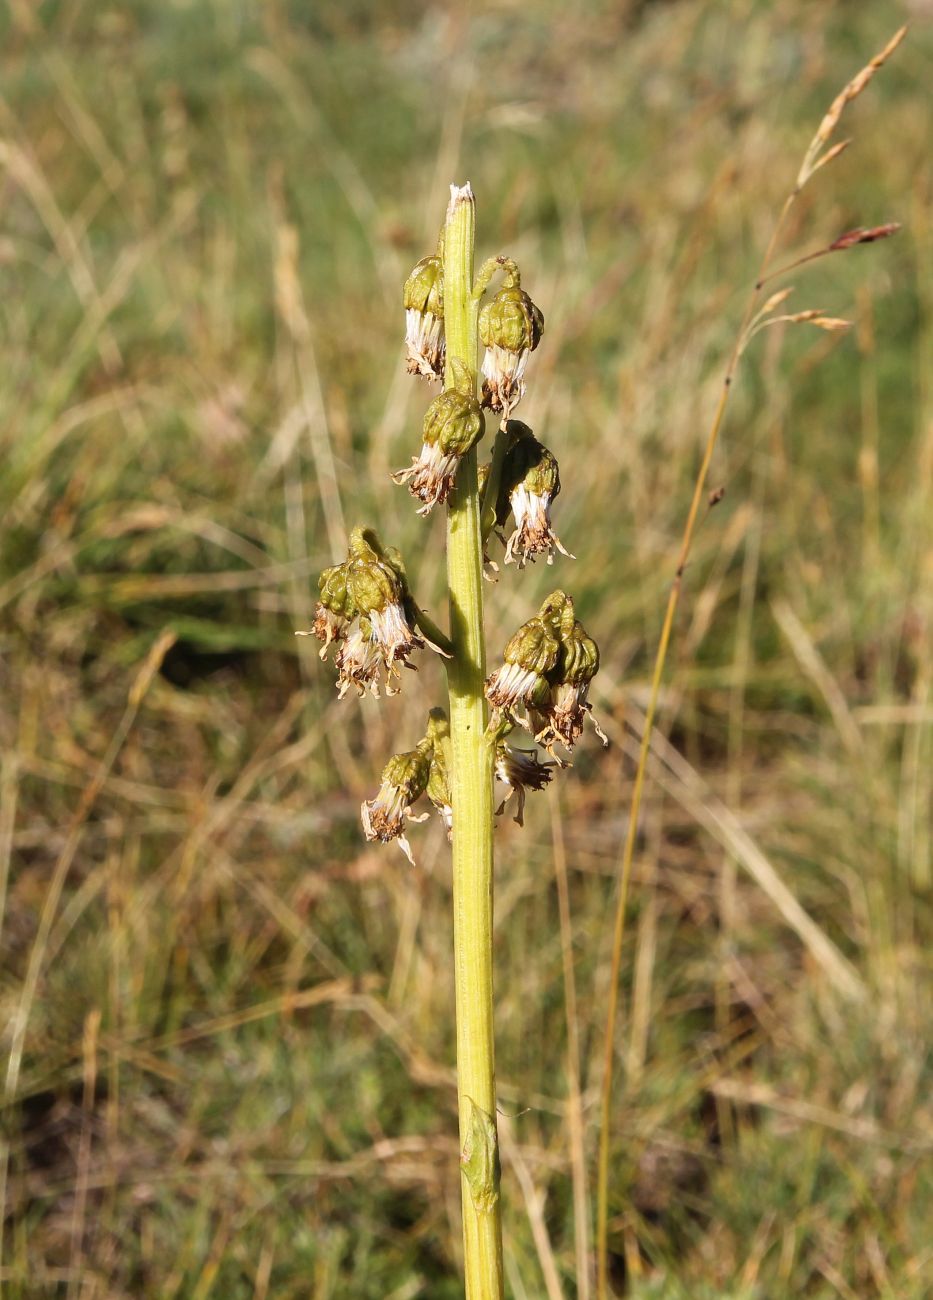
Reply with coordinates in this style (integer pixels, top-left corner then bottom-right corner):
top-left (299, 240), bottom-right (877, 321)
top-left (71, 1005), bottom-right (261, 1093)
top-left (829, 223), bottom-right (902, 251)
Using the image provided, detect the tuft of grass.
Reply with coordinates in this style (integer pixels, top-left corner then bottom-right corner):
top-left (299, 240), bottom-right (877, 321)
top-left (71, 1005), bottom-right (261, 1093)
top-left (1, 1), bottom-right (930, 1296)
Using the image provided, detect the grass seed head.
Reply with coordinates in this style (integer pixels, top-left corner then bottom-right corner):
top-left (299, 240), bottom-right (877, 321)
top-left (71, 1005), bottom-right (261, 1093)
top-left (797, 26), bottom-right (907, 187)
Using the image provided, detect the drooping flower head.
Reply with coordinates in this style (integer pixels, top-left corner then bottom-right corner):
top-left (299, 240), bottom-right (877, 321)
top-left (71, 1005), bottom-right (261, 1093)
top-left (530, 596), bottom-right (607, 754)
top-left (496, 422), bottom-right (572, 568)
top-left (478, 267), bottom-right (544, 415)
top-left (485, 590), bottom-right (565, 719)
top-left (393, 358), bottom-right (485, 514)
top-left (306, 527), bottom-right (443, 699)
top-left (403, 243), bottom-right (445, 381)
top-left (344, 526), bottom-right (424, 694)
top-left (361, 738), bottom-right (433, 865)
top-left (494, 743), bottom-right (555, 826)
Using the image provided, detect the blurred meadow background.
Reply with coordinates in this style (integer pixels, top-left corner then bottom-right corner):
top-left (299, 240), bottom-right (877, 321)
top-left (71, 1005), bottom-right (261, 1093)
top-left (1, 0), bottom-right (931, 1295)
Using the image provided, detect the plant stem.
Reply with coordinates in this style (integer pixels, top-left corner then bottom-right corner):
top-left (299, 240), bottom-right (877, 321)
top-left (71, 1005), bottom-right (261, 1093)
top-left (444, 182), bottom-right (504, 1300)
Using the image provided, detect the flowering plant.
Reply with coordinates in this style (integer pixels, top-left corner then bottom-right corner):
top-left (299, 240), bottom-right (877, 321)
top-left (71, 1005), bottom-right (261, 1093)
top-left (302, 183), bottom-right (605, 1296)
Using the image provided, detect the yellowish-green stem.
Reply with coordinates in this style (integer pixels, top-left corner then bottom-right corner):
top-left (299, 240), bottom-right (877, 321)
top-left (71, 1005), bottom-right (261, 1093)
top-left (444, 182), bottom-right (504, 1299)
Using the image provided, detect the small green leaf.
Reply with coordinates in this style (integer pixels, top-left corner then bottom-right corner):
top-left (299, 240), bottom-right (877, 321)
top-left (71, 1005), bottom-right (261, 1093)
top-left (460, 1098), bottom-right (500, 1214)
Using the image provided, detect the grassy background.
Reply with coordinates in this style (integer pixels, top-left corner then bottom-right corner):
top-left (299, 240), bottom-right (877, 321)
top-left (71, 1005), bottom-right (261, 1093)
top-left (1, 0), bottom-right (931, 1295)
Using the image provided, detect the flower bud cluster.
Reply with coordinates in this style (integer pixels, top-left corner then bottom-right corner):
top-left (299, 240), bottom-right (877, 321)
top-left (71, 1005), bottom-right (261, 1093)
top-left (307, 526), bottom-right (442, 698)
top-left (359, 702), bottom-right (560, 858)
top-left (340, 214), bottom-right (605, 866)
top-left (486, 590), bottom-right (607, 757)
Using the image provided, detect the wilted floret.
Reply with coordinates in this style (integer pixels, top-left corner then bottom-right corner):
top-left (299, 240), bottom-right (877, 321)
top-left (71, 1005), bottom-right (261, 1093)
top-left (494, 743), bottom-right (555, 825)
top-left (335, 617), bottom-right (384, 699)
top-left (478, 273), bottom-right (544, 414)
top-left (310, 562), bottom-right (356, 659)
top-left (496, 422), bottom-right (572, 567)
top-left (393, 360), bottom-right (485, 514)
top-left (529, 598), bottom-right (607, 754)
top-left (403, 251), bottom-right (445, 381)
top-left (361, 739), bottom-right (433, 865)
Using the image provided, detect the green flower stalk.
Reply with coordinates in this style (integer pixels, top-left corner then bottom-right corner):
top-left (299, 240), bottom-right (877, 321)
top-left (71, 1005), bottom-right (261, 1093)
top-left (308, 181), bottom-right (604, 1300)
top-left (441, 185), bottom-right (504, 1298)
top-left (299, 37), bottom-right (904, 1296)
